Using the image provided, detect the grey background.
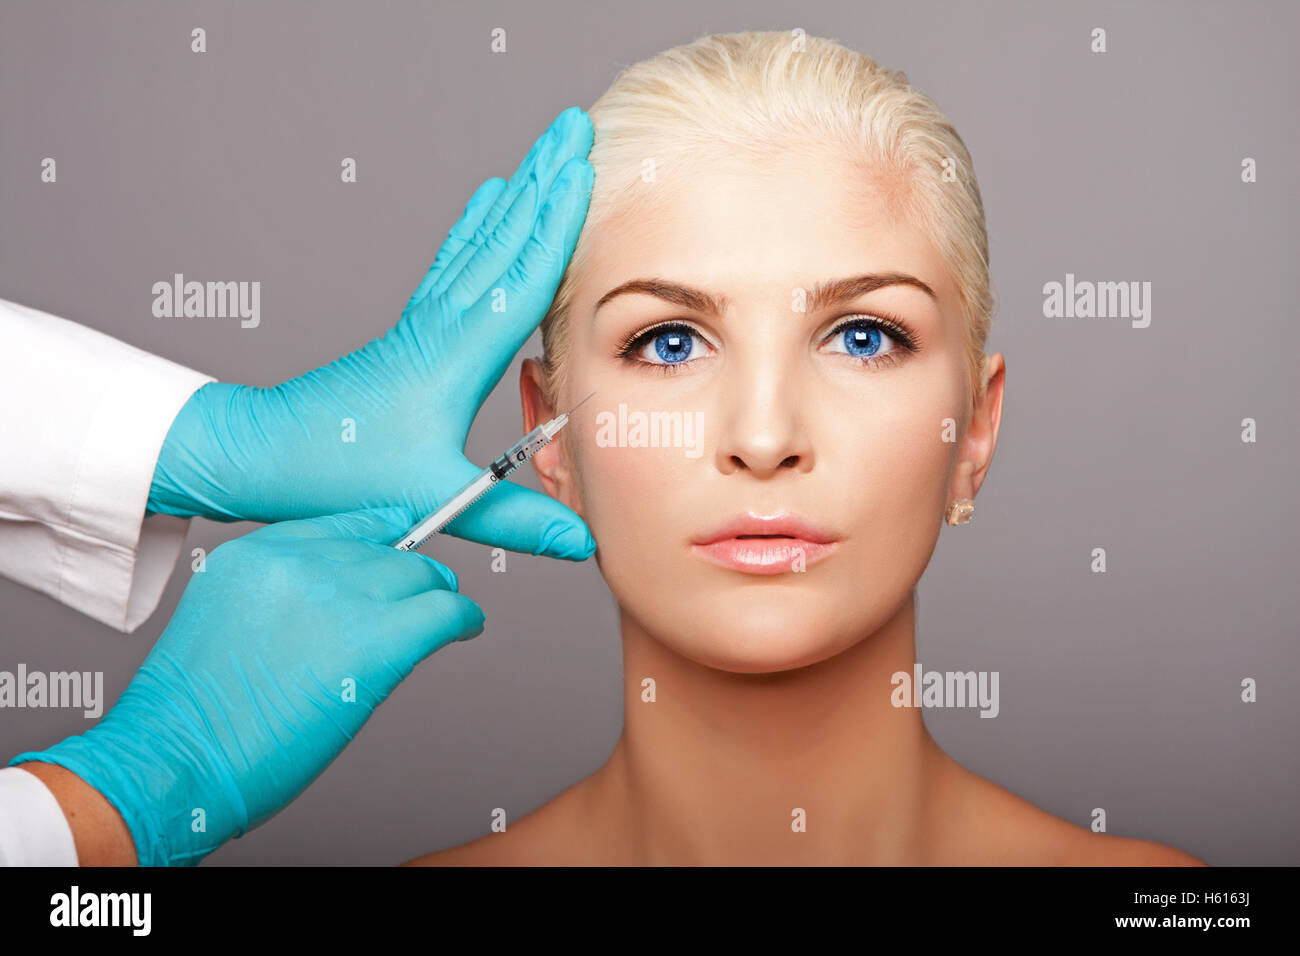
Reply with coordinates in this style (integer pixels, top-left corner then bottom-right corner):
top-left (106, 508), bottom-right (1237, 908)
top-left (1, 0), bottom-right (1296, 865)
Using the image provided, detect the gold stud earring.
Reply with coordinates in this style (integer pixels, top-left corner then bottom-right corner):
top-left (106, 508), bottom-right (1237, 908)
top-left (946, 498), bottom-right (974, 526)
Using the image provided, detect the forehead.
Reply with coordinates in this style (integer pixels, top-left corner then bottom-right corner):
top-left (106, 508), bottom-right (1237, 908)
top-left (580, 149), bottom-right (955, 307)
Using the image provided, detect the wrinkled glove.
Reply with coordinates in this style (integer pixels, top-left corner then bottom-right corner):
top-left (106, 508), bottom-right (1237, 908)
top-left (148, 107), bottom-right (596, 560)
top-left (11, 508), bottom-right (483, 865)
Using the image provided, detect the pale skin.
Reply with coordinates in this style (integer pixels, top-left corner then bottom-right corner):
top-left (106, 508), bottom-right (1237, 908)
top-left (28, 149), bottom-right (1203, 868)
top-left (406, 149), bottom-right (1206, 866)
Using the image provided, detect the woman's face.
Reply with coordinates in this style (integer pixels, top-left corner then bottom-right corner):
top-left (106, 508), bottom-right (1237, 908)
top-left (527, 148), bottom-right (989, 674)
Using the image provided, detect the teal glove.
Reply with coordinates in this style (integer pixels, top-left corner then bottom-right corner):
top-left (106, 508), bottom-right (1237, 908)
top-left (148, 106), bottom-right (596, 560)
top-left (10, 508), bottom-right (483, 866)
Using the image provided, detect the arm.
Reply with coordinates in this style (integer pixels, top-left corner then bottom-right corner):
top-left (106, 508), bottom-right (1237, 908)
top-left (4, 107), bottom-right (597, 865)
top-left (11, 508), bottom-right (483, 866)
top-left (5, 764), bottom-right (135, 866)
top-left (0, 296), bottom-right (213, 632)
top-left (0, 105), bottom-right (596, 639)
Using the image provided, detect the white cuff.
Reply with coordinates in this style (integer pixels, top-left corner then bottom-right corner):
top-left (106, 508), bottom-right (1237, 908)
top-left (0, 767), bottom-right (79, 866)
top-left (0, 297), bottom-right (215, 632)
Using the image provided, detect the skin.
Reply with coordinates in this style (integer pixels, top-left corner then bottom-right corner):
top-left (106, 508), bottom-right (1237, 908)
top-left (404, 146), bottom-right (1201, 866)
top-left (18, 763), bottom-right (136, 865)
top-left (23, 146), bottom-right (1204, 868)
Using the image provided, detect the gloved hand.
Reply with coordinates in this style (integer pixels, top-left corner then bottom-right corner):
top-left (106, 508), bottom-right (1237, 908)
top-left (10, 508), bottom-right (483, 866)
top-left (148, 106), bottom-right (596, 561)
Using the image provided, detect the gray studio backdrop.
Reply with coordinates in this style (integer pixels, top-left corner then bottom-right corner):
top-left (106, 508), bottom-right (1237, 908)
top-left (1, 0), bottom-right (1296, 865)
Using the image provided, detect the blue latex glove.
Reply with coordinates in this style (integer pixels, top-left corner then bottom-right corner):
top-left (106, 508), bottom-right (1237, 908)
top-left (10, 508), bottom-right (483, 866)
top-left (148, 106), bottom-right (596, 561)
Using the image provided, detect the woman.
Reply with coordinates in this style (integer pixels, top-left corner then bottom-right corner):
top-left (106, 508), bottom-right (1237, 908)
top-left (408, 30), bottom-right (1203, 866)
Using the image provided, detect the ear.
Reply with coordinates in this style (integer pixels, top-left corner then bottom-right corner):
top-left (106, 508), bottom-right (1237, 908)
top-left (948, 352), bottom-right (1005, 507)
top-left (520, 358), bottom-right (584, 516)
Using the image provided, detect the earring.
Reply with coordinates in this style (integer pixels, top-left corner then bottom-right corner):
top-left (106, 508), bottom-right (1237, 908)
top-left (946, 498), bottom-right (974, 526)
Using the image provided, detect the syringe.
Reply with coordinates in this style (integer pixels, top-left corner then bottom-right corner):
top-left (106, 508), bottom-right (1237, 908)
top-left (393, 389), bottom-right (596, 553)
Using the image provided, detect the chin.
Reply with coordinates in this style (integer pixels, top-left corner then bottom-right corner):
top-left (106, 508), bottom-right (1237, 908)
top-left (656, 595), bottom-right (863, 675)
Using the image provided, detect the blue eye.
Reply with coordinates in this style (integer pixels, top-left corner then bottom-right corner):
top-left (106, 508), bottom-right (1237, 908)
top-left (616, 314), bottom-right (917, 373)
top-left (619, 322), bottom-right (710, 369)
top-left (822, 315), bottom-right (917, 366)
top-left (842, 325), bottom-right (882, 356)
top-left (654, 328), bottom-right (693, 363)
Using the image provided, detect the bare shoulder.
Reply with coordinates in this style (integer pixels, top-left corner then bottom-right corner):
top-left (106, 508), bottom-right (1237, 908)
top-left (402, 829), bottom-right (521, 866)
top-left (1072, 835), bottom-right (1208, 867)
top-left (400, 778), bottom-right (600, 867)
top-left (936, 758), bottom-right (1206, 866)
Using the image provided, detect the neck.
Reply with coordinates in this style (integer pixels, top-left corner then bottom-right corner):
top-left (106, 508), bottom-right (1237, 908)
top-left (587, 589), bottom-right (949, 864)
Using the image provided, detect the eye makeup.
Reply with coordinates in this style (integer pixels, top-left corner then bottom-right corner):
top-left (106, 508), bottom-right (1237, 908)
top-left (819, 311), bottom-right (921, 370)
top-left (614, 321), bottom-right (715, 374)
top-left (613, 310), bottom-right (921, 374)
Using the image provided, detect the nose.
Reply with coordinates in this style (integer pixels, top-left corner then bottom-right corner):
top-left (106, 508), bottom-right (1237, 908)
top-left (713, 350), bottom-right (814, 479)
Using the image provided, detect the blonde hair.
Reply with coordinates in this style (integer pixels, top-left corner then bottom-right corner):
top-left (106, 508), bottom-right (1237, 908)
top-left (541, 29), bottom-right (994, 412)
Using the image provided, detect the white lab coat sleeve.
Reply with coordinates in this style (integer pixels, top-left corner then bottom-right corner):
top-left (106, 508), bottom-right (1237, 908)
top-left (0, 767), bottom-right (78, 866)
top-left (0, 297), bottom-right (215, 632)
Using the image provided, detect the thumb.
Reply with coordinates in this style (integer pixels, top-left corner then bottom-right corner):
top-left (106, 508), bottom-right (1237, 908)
top-left (264, 508), bottom-right (459, 590)
top-left (380, 589), bottom-right (487, 666)
top-left (442, 481), bottom-right (595, 561)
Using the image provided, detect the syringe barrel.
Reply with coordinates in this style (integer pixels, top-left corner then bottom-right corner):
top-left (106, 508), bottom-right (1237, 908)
top-left (490, 425), bottom-right (551, 480)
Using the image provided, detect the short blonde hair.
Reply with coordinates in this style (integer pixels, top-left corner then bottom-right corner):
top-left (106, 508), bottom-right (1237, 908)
top-left (541, 29), bottom-right (994, 412)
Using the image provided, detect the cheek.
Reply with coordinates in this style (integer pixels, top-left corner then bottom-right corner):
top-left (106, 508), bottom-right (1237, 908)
top-left (841, 366), bottom-right (966, 521)
top-left (572, 430), bottom-right (695, 565)
top-left (567, 362), bottom-right (703, 550)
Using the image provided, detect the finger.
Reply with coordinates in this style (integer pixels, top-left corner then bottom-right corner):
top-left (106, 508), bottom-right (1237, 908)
top-left (475, 106), bottom-right (591, 246)
top-left (440, 170), bottom-right (541, 317)
top-left (378, 590), bottom-right (486, 662)
top-left (443, 480), bottom-right (595, 561)
top-left (444, 157), bottom-right (591, 390)
top-left (403, 177), bottom-right (508, 316)
top-left (265, 510), bottom-right (461, 590)
top-left (427, 107), bottom-right (593, 308)
top-left (267, 507), bottom-right (415, 545)
top-left (354, 548), bottom-right (460, 601)
top-left (464, 156), bottom-right (593, 366)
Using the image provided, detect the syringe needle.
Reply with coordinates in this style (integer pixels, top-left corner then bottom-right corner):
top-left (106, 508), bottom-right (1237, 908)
top-left (565, 389), bottom-right (597, 416)
top-left (395, 390), bottom-right (597, 551)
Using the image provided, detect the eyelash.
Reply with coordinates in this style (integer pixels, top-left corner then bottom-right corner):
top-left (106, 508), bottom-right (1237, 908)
top-left (826, 311), bottom-right (920, 370)
top-left (614, 322), bottom-right (707, 376)
top-left (614, 312), bottom-right (920, 375)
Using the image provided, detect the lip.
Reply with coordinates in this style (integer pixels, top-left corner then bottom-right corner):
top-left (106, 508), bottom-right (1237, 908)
top-left (690, 512), bottom-right (840, 575)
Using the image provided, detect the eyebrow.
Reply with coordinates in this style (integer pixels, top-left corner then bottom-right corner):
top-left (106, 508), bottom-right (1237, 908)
top-left (593, 272), bottom-right (938, 317)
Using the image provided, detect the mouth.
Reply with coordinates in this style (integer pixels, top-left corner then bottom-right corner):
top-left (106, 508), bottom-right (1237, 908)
top-left (690, 513), bottom-right (840, 575)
